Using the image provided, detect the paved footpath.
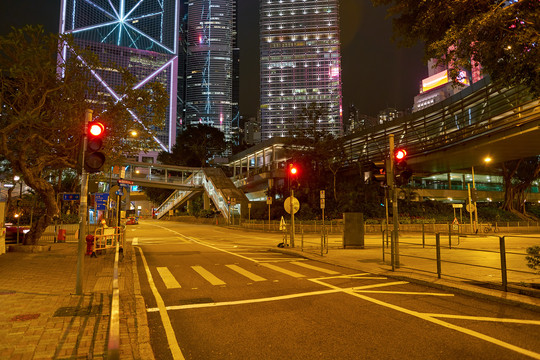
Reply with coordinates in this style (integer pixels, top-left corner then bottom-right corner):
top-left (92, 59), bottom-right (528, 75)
top-left (0, 239), bottom-right (151, 360)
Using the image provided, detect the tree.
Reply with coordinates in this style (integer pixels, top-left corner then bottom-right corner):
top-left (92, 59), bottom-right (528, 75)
top-left (372, 0), bottom-right (540, 94)
top-left (501, 157), bottom-right (540, 218)
top-left (158, 124), bottom-right (226, 167)
top-left (0, 26), bottom-right (168, 245)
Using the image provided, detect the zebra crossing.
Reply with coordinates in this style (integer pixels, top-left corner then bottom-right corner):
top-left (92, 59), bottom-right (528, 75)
top-left (155, 260), bottom-right (345, 289)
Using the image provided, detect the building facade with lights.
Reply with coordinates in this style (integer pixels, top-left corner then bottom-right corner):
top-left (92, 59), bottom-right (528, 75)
top-left (183, 0), bottom-right (238, 144)
top-left (259, 0), bottom-right (343, 140)
top-left (59, 0), bottom-right (179, 153)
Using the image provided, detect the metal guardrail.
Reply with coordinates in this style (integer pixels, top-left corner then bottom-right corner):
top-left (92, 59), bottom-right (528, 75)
top-left (384, 233), bottom-right (540, 292)
top-left (107, 235), bottom-right (122, 360)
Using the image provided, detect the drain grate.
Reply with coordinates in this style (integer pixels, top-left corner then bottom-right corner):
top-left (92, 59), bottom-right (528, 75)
top-left (178, 297), bottom-right (214, 306)
top-left (53, 305), bottom-right (103, 317)
top-left (11, 313), bottom-right (40, 322)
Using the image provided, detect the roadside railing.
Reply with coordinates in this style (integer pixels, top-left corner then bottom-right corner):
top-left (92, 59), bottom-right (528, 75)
top-left (107, 232), bottom-right (122, 360)
top-left (383, 233), bottom-right (540, 292)
top-left (91, 226), bottom-right (124, 256)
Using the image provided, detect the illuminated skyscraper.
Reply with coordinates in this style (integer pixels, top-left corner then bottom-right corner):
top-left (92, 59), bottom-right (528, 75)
top-left (260, 0), bottom-right (342, 140)
top-left (59, 0), bottom-right (179, 152)
top-left (184, 0), bottom-right (237, 143)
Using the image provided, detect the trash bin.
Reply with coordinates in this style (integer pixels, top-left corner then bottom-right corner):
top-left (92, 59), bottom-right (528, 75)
top-left (57, 229), bottom-right (67, 243)
top-left (85, 234), bottom-right (95, 255)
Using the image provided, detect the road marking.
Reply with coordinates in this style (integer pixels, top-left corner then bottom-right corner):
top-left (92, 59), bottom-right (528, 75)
top-left (425, 314), bottom-right (540, 325)
top-left (357, 290), bottom-right (454, 296)
top-left (352, 281), bottom-right (409, 291)
top-left (157, 267), bottom-right (182, 289)
top-left (136, 247), bottom-right (185, 360)
top-left (132, 237), bottom-right (138, 245)
top-left (146, 287), bottom-right (354, 312)
top-left (192, 266), bottom-right (226, 286)
top-left (226, 265), bottom-right (267, 282)
top-left (290, 261), bottom-right (340, 275)
top-left (310, 278), bottom-right (540, 360)
top-left (261, 263), bottom-right (305, 278)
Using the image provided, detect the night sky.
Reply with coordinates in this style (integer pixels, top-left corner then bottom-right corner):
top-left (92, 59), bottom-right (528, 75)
top-left (0, 0), bottom-right (427, 119)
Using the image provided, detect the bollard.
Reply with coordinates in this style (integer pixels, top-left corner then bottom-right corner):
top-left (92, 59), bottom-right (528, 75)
top-left (320, 233), bottom-right (324, 256)
top-left (301, 227), bottom-right (304, 251)
top-left (436, 233), bottom-right (441, 279)
top-left (499, 236), bottom-right (508, 292)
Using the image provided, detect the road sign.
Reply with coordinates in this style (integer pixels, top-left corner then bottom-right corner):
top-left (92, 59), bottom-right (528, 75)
top-left (452, 204), bottom-right (463, 208)
top-left (267, 196), bottom-right (273, 205)
top-left (279, 216), bottom-right (286, 230)
top-left (95, 193), bottom-right (109, 211)
top-left (231, 198), bottom-right (236, 206)
top-left (284, 196), bottom-right (300, 214)
top-left (115, 190), bottom-right (124, 197)
top-left (320, 198), bottom-right (325, 209)
top-left (118, 179), bottom-right (133, 187)
top-left (320, 190), bottom-right (325, 199)
top-left (62, 193), bottom-right (80, 201)
top-left (248, 203), bottom-right (252, 209)
top-left (466, 204), bottom-right (476, 213)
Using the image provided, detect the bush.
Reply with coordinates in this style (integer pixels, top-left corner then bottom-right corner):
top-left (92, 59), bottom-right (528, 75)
top-left (526, 246), bottom-right (540, 273)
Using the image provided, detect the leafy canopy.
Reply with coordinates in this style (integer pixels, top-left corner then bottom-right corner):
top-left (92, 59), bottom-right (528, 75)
top-left (372, 0), bottom-right (539, 94)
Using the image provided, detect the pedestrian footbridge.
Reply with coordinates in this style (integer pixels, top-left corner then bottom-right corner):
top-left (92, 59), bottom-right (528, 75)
top-left (114, 162), bottom-right (248, 220)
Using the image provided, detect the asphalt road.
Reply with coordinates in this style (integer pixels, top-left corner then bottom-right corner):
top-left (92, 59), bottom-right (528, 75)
top-left (131, 220), bottom-right (540, 360)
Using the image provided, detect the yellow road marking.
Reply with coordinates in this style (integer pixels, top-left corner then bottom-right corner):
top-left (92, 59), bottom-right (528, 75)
top-left (226, 264), bottom-right (267, 282)
top-left (261, 263), bottom-right (305, 278)
top-left (425, 314), bottom-right (540, 325)
top-left (136, 247), bottom-right (185, 360)
top-left (290, 261), bottom-right (340, 275)
top-left (357, 291), bottom-right (454, 296)
top-left (192, 266), bottom-right (226, 286)
top-left (157, 267), bottom-right (182, 289)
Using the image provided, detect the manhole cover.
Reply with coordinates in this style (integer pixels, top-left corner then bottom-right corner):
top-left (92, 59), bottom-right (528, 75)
top-left (11, 313), bottom-right (40, 322)
top-left (54, 305), bottom-right (103, 317)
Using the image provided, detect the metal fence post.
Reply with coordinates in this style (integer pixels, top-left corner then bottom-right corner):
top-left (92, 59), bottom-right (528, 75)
top-left (422, 223), bottom-right (425, 248)
top-left (391, 230), bottom-right (395, 272)
top-left (499, 236), bottom-right (508, 292)
top-left (382, 230), bottom-right (385, 263)
top-left (448, 223), bottom-right (452, 249)
top-left (436, 233), bottom-right (441, 279)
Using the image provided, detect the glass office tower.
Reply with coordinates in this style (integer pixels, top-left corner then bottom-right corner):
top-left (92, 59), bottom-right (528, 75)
top-left (184, 0), bottom-right (236, 143)
top-left (260, 0), bottom-right (343, 140)
top-left (59, 0), bottom-right (179, 152)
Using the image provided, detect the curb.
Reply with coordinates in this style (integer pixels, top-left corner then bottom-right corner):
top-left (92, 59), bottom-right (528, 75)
top-left (130, 243), bottom-right (155, 360)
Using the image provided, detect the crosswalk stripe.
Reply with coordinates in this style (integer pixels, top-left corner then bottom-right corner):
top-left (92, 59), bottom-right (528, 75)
top-left (157, 267), bottom-right (182, 289)
top-left (191, 266), bottom-right (226, 286)
top-left (290, 261), bottom-right (340, 275)
top-left (261, 263), bottom-right (305, 278)
top-left (226, 265), bottom-right (267, 282)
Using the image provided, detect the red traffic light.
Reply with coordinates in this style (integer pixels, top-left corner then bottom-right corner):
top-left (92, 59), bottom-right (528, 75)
top-left (395, 149), bottom-right (407, 161)
top-left (290, 166), bottom-right (298, 175)
top-left (88, 121), bottom-right (104, 137)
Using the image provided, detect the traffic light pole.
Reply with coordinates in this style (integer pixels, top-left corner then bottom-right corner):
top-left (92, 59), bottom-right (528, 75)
top-left (76, 109), bottom-right (92, 295)
top-left (290, 189), bottom-right (295, 248)
top-left (388, 134), bottom-right (400, 267)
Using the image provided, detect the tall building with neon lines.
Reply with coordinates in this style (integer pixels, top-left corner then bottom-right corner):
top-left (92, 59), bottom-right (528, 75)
top-left (260, 0), bottom-right (343, 140)
top-left (59, 0), bottom-right (179, 152)
top-left (184, 0), bottom-right (237, 143)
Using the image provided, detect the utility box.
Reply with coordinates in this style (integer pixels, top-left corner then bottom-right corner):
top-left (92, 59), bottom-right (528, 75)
top-left (343, 212), bottom-right (364, 248)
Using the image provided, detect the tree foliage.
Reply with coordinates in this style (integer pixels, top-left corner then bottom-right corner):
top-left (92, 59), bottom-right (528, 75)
top-left (501, 156), bottom-right (540, 217)
top-left (372, 0), bottom-right (539, 94)
top-left (158, 124), bottom-right (226, 167)
top-left (0, 25), bottom-right (168, 244)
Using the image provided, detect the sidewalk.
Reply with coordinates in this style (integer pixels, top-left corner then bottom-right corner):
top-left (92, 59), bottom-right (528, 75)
top-left (0, 240), bottom-right (149, 360)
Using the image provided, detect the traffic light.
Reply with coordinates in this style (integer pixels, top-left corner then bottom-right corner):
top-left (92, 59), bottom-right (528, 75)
top-left (84, 120), bottom-right (106, 173)
top-left (288, 163), bottom-right (300, 190)
top-left (371, 160), bottom-right (387, 184)
top-left (394, 148), bottom-right (412, 186)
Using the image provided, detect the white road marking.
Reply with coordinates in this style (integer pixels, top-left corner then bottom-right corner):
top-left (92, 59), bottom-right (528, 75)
top-left (136, 247), bottom-right (185, 360)
top-left (261, 263), bottom-right (305, 278)
top-left (357, 290), bottom-right (454, 297)
top-left (290, 261), bottom-right (340, 275)
top-left (425, 314), bottom-right (540, 325)
top-left (157, 267), bottom-right (182, 289)
top-left (226, 264), bottom-right (267, 282)
top-left (192, 266), bottom-right (226, 286)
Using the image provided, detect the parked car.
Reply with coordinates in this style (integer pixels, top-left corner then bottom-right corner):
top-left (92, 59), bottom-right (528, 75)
top-left (4, 223), bottom-right (30, 243)
top-left (126, 217), bottom-right (139, 225)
